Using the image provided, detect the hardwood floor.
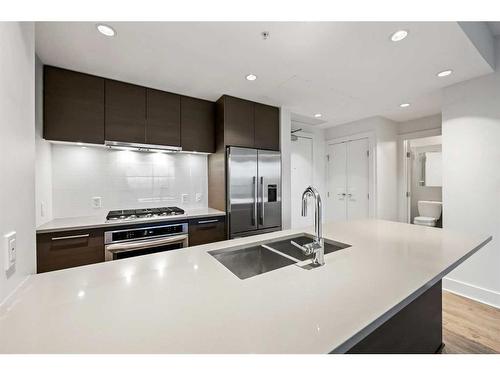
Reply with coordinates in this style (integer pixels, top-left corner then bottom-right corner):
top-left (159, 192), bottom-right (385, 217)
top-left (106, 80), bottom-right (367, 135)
top-left (442, 291), bottom-right (500, 354)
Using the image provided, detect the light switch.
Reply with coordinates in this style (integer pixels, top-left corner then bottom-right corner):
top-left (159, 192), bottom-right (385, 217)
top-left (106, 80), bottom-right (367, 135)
top-left (181, 194), bottom-right (189, 204)
top-left (4, 231), bottom-right (16, 272)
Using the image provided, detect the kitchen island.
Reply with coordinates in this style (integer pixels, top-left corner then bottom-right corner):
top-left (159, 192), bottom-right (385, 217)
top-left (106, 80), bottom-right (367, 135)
top-left (0, 220), bottom-right (491, 353)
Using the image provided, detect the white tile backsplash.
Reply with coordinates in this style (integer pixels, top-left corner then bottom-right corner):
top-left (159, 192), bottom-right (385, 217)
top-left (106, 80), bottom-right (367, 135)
top-left (51, 144), bottom-right (208, 218)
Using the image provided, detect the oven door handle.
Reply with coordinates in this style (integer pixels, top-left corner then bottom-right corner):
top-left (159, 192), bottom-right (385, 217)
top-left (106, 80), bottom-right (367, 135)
top-left (105, 234), bottom-right (189, 253)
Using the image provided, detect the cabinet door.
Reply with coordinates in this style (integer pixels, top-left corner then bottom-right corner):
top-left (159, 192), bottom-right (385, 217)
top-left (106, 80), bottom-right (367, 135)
top-left (254, 103), bottom-right (280, 150)
top-left (223, 96), bottom-right (255, 148)
top-left (181, 96), bottom-right (215, 153)
top-left (146, 89), bottom-right (181, 146)
top-left (44, 66), bottom-right (105, 144)
top-left (188, 216), bottom-right (226, 246)
top-left (105, 80), bottom-right (146, 144)
top-left (36, 229), bottom-right (104, 273)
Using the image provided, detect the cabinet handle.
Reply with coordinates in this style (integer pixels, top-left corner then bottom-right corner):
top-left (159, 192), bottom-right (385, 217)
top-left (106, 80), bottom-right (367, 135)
top-left (51, 234), bottom-right (90, 241)
top-left (197, 219), bottom-right (219, 224)
top-left (260, 176), bottom-right (265, 225)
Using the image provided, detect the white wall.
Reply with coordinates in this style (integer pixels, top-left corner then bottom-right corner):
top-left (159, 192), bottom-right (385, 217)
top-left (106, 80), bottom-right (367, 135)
top-left (398, 114), bottom-right (442, 135)
top-left (0, 22), bottom-right (36, 303)
top-left (51, 144), bottom-right (208, 218)
top-left (325, 116), bottom-right (399, 221)
top-left (35, 55), bottom-right (53, 226)
top-left (441, 38), bottom-right (500, 307)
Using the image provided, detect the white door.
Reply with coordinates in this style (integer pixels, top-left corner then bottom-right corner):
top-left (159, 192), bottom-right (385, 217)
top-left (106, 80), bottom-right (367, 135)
top-left (290, 136), bottom-right (314, 228)
top-left (346, 138), bottom-right (369, 219)
top-left (327, 138), bottom-right (369, 222)
top-left (327, 142), bottom-right (348, 221)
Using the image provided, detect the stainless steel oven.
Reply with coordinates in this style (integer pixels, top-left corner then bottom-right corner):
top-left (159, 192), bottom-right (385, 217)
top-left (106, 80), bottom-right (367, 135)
top-left (104, 222), bottom-right (189, 261)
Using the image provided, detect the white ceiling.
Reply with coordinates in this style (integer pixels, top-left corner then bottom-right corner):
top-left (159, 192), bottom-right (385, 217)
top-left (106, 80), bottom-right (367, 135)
top-left (36, 22), bottom-right (494, 128)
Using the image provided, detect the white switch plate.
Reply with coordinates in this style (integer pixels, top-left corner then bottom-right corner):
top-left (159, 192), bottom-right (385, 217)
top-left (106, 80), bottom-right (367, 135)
top-left (4, 231), bottom-right (16, 272)
top-left (181, 194), bottom-right (189, 203)
top-left (92, 196), bottom-right (102, 209)
top-left (195, 193), bottom-right (202, 202)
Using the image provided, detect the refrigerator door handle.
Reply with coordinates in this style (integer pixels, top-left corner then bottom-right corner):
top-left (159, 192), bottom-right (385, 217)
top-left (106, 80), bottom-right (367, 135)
top-left (260, 176), bottom-right (265, 225)
top-left (252, 176), bottom-right (257, 226)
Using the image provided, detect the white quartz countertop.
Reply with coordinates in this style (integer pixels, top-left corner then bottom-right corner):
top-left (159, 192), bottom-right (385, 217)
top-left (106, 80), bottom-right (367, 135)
top-left (0, 220), bottom-right (490, 353)
top-left (36, 207), bottom-right (226, 233)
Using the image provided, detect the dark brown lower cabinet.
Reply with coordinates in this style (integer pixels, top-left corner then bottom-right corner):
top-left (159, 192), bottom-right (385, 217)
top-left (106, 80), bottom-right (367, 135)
top-left (36, 229), bottom-right (105, 273)
top-left (188, 216), bottom-right (226, 246)
top-left (345, 280), bottom-right (443, 354)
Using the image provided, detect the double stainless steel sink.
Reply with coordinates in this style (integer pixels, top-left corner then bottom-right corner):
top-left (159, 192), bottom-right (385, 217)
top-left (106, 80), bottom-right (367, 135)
top-left (209, 234), bottom-right (351, 280)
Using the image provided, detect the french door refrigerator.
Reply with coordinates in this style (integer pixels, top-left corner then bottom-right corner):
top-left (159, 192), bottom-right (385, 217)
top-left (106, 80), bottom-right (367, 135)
top-left (227, 146), bottom-right (281, 238)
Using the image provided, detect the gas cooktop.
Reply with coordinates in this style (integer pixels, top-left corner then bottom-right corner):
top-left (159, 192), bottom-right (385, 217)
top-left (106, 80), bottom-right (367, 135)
top-left (106, 207), bottom-right (185, 222)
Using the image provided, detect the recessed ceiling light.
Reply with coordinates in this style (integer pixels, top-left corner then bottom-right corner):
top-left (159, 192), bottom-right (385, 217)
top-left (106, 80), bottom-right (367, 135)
top-left (390, 30), bottom-right (408, 42)
top-left (437, 69), bottom-right (453, 77)
top-left (400, 103), bottom-right (411, 108)
top-left (245, 74), bottom-right (257, 81)
top-left (314, 113), bottom-right (322, 118)
top-left (96, 24), bottom-right (116, 37)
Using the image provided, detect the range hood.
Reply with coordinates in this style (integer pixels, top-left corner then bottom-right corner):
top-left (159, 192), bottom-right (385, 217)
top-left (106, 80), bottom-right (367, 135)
top-left (105, 140), bottom-right (182, 153)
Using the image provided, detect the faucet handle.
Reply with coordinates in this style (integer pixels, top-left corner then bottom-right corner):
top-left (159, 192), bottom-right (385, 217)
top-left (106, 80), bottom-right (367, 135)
top-left (291, 240), bottom-right (321, 256)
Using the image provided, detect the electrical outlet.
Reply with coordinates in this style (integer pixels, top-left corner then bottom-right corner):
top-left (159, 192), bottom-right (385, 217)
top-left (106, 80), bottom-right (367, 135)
top-left (40, 202), bottom-right (45, 218)
top-left (181, 194), bottom-right (189, 204)
top-left (4, 231), bottom-right (16, 272)
top-left (195, 193), bottom-right (202, 202)
top-left (92, 196), bottom-right (102, 209)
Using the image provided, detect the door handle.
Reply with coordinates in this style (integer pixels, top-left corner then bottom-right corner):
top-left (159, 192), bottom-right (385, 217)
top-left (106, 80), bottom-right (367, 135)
top-left (252, 176), bottom-right (257, 226)
top-left (260, 176), bottom-right (265, 225)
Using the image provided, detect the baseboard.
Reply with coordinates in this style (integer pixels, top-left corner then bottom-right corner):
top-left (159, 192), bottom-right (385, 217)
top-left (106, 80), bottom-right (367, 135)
top-left (443, 277), bottom-right (500, 309)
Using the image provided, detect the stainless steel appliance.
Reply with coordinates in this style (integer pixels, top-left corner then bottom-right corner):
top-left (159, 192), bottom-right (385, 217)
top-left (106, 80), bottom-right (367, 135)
top-left (104, 222), bottom-right (188, 261)
top-left (227, 147), bottom-right (281, 238)
top-left (105, 206), bottom-right (185, 223)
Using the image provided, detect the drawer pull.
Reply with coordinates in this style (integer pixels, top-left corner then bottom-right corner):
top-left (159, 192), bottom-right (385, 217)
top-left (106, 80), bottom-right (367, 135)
top-left (51, 234), bottom-right (90, 241)
top-left (197, 219), bottom-right (219, 224)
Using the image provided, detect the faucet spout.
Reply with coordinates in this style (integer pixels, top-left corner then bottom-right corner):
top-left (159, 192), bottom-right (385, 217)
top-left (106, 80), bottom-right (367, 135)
top-left (298, 186), bottom-right (325, 266)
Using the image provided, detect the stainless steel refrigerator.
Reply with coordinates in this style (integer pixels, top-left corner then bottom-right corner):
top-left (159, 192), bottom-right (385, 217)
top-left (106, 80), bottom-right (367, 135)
top-left (227, 147), bottom-right (281, 238)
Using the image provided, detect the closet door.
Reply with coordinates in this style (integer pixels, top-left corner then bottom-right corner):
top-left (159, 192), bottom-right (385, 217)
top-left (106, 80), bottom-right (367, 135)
top-left (346, 138), bottom-right (369, 219)
top-left (327, 142), bottom-right (348, 221)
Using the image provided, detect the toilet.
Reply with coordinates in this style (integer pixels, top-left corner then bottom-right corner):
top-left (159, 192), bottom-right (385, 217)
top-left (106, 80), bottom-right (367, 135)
top-left (414, 201), bottom-right (442, 227)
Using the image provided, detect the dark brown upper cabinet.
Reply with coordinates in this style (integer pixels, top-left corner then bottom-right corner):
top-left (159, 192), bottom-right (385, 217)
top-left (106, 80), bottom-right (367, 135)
top-left (254, 103), bottom-right (280, 150)
top-left (105, 80), bottom-right (146, 144)
top-left (43, 65), bottom-right (217, 151)
top-left (181, 96), bottom-right (215, 153)
top-left (223, 96), bottom-right (255, 148)
top-left (146, 89), bottom-right (181, 147)
top-left (43, 66), bottom-right (105, 144)
top-left (216, 95), bottom-right (280, 151)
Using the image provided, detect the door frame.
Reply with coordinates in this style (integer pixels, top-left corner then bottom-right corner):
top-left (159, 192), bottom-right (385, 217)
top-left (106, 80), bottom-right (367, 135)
top-left (397, 128), bottom-right (442, 223)
top-left (326, 131), bottom-right (376, 219)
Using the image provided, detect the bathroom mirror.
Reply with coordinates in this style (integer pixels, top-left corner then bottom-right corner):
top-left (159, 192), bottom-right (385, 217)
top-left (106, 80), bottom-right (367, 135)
top-left (424, 151), bottom-right (442, 187)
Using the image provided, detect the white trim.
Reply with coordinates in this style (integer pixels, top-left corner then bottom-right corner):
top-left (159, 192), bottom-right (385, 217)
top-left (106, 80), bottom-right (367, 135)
top-left (397, 127), bottom-right (442, 223)
top-left (443, 277), bottom-right (500, 309)
top-left (326, 131), bottom-right (376, 219)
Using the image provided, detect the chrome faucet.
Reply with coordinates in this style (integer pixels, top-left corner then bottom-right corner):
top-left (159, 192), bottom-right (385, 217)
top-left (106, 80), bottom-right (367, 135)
top-left (291, 186), bottom-right (325, 266)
